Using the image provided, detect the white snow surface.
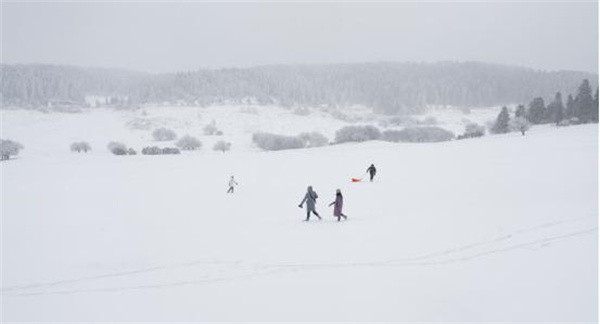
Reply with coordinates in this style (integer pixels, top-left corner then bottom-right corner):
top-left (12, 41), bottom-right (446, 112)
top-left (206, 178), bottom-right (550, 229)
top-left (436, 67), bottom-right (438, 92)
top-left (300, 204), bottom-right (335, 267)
top-left (1, 106), bottom-right (598, 322)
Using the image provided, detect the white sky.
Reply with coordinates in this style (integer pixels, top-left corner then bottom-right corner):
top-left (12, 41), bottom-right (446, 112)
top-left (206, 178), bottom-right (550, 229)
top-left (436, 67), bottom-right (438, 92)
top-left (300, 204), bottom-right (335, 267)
top-left (1, 1), bottom-right (598, 73)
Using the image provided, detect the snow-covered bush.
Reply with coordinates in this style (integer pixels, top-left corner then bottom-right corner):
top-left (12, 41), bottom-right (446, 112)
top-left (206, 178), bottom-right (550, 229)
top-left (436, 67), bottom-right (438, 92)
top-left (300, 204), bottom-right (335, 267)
top-left (70, 141), bottom-right (92, 153)
top-left (127, 148), bottom-right (137, 155)
top-left (457, 123), bottom-right (485, 140)
top-left (141, 146), bottom-right (180, 155)
top-left (107, 142), bottom-right (128, 155)
top-left (152, 127), bottom-right (177, 141)
top-left (203, 121), bottom-right (221, 136)
top-left (162, 147), bottom-right (181, 155)
top-left (422, 117), bottom-right (438, 125)
top-left (334, 125), bottom-right (381, 143)
top-left (510, 116), bottom-right (531, 136)
top-left (382, 127), bottom-right (454, 143)
top-left (0, 139), bottom-right (24, 160)
top-left (557, 119), bottom-right (573, 127)
top-left (142, 146), bottom-right (162, 155)
top-left (176, 135), bottom-right (202, 150)
top-left (293, 107), bottom-right (311, 116)
top-left (213, 140), bottom-right (232, 152)
top-left (252, 132), bottom-right (304, 151)
top-left (298, 132), bottom-right (329, 147)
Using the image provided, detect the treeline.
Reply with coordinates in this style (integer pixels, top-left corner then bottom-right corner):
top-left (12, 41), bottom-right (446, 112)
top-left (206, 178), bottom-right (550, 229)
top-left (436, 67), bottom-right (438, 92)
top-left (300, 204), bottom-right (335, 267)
top-left (1, 62), bottom-right (596, 114)
top-left (491, 79), bottom-right (599, 134)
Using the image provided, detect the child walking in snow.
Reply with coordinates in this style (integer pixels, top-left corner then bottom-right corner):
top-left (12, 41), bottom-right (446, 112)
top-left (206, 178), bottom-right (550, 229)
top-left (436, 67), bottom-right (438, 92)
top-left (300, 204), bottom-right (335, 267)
top-left (227, 176), bottom-right (238, 193)
top-left (329, 189), bottom-right (347, 221)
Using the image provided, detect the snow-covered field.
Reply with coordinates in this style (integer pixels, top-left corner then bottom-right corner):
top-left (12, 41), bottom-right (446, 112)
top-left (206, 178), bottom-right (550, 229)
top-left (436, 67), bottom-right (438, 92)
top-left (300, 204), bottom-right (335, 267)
top-left (1, 106), bottom-right (598, 322)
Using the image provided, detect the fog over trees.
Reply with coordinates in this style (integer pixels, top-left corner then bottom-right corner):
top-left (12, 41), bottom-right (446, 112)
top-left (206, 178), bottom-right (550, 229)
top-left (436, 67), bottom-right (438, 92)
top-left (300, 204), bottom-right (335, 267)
top-left (1, 62), bottom-right (596, 115)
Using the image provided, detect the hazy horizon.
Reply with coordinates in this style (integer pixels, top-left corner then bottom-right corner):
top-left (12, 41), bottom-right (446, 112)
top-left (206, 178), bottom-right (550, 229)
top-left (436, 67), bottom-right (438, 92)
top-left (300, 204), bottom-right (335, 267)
top-left (2, 59), bottom-right (599, 76)
top-left (2, 1), bottom-right (598, 74)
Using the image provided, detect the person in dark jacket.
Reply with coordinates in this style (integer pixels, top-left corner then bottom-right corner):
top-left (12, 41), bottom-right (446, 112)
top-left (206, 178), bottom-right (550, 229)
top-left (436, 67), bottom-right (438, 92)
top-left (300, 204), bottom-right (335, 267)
top-left (329, 189), bottom-right (347, 222)
top-left (366, 164), bottom-right (377, 182)
top-left (298, 186), bottom-right (321, 221)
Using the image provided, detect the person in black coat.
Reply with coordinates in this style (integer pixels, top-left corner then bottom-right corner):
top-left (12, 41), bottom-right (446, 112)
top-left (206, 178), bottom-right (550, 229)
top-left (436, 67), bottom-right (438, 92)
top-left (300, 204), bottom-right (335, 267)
top-left (366, 164), bottom-right (377, 182)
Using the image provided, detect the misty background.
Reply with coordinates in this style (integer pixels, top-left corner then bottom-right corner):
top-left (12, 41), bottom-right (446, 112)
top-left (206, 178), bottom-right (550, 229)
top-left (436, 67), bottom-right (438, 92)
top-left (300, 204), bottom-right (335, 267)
top-left (2, 1), bottom-right (598, 73)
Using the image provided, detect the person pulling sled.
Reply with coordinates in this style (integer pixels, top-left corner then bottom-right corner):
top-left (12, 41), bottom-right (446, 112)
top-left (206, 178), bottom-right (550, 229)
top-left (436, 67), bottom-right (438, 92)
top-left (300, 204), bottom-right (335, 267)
top-left (366, 164), bottom-right (377, 182)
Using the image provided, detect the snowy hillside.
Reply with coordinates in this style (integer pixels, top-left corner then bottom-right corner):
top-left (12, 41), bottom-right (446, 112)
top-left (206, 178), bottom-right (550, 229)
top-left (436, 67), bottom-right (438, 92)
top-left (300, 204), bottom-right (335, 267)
top-left (0, 105), bottom-right (498, 157)
top-left (1, 107), bottom-right (597, 322)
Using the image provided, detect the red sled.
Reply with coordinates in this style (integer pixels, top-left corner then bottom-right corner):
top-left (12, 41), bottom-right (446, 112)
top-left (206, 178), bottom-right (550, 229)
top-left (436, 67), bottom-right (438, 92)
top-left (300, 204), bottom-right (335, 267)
top-left (351, 178), bottom-right (362, 182)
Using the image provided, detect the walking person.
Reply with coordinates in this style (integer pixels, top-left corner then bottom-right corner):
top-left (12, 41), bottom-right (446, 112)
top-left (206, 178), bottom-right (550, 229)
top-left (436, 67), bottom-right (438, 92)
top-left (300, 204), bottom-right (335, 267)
top-left (227, 176), bottom-right (238, 193)
top-left (366, 163), bottom-right (377, 182)
top-left (329, 189), bottom-right (348, 222)
top-left (298, 186), bottom-right (321, 221)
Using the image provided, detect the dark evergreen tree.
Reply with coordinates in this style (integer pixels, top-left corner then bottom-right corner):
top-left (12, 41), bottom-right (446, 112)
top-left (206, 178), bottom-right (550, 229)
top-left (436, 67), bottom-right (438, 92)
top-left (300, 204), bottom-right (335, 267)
top-left (594, 88), bottom-right (599, 122)
top-left (574, 79), bottom-right (595, 123)
top-left (527, 97), bottom-right (547, 124)
top-left (565, 94), bottom-right (575, 119)
top-left (547, 92), bottom-right (565, 125)
top-left (515, 104), bottom-right (526, 118)
top-left (492, 106), bottom-right (511, 134)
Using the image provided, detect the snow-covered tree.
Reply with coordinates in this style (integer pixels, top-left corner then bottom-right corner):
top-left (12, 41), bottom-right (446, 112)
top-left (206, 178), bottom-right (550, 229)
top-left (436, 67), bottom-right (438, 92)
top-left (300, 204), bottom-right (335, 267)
top-left (70, 141), bottom-right (91, 153)
top-left (546, 92), bottom-right (565, 125)
top-left (0, 139), bottom-right (24, 160)
top-left (565, 94), bottom-right (576, 119)
top-left (334, 125), bottom-right (381, 143)
top-left (203, 121), bottom-right (221, 136)
top-left (510, 116), bottom-right (531, 135)
top-left (252, 132), bottom-right (304, 151)
top-left (176, 135), bottom-right (202, 150)
top-left (515, 104), bottom-right (526, 118)
top-left (491, 106), bottom-right (510, 134)
top-left (574, 79), bottom-right (596, 123)
top-left (527, 97), bottom-right (547, 124)
top-left (298, 132), bottom-right (329, 147)
top-left (457, 123), bottom-right (485, 139)
top-left (213, 140), bottom-right (232, 152)
top-left (152, 127), bottom-right (177, 141)
top-left (107, 142), bottom-right (128, 155)
top-left (382, 127), bottom-right (454, 143)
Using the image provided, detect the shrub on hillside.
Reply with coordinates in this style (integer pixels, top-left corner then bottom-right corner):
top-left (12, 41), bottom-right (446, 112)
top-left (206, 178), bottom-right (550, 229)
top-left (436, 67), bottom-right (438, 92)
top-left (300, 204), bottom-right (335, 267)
top-left (457, 123), bottom-right (485, 140)
top-left (152, 127), bottom-right (177, 141)
top-left (213, 140), bottom-right (232, 152)
top-left (0, 139), bottom-right (24, 160)
top-left (162, 147), bottom-right (181, 155)
top-left (252, 132), bottom-right (304, 151)
top-left (293, 107), bottom-right (311, 116)
top-left (509, 116), bottom-right (531, 136)
top-left (142, 146), bottom-right (162, 155)
top-left (141, 146), bottom-right (180, 155)
top-left (176, 135), bottom-right (202, 150)
top-left (203, 121), bottom-right (222, 136)
top-left (334, 125), bottom-right (381, 143)
top-left (70, 141), bottom-right (92, 153)
top-left (127, 148), bottom-right (137, 155)
top-left (107, 142), bottom-right (128, 155)
top-left (382, 127), bottom-right (454, 143)
top-left (298, 132), bottom-right (329, 147)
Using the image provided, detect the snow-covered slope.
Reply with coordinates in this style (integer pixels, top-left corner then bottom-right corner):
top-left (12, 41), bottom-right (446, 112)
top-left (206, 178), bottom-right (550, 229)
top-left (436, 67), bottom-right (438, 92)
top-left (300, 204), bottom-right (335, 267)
top-left (1, 107), bottom-right (597, 322)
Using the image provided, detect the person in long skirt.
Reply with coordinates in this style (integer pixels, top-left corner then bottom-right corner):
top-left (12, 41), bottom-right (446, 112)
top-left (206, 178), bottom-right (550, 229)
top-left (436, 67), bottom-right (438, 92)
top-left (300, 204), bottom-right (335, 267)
top-left (329, 189), bottom-right (348, 221)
